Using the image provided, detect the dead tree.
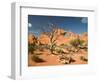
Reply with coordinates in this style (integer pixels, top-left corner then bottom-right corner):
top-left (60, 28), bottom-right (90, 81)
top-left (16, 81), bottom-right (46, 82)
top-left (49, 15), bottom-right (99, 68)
top-left (41, 23), bottom-right (66, 54)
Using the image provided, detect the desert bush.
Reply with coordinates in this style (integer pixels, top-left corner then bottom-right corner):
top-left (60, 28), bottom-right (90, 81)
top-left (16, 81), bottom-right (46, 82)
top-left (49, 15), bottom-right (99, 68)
top-left (31, 55), bottom-right (45, 63)
top-left (57, 49), bottom-right (64, 54)
top-left (59, 54), bottom-right (75, 64)
top-left (80, 56), bottom-right (88, 62)
top-left (28, 43), bottom-right (38, 54)
top-left (54, 47), bottom-right (66, 54)
top-left (61, 43), bottom-right (69, 47)
top-left (70, 39), bottom-right (85, 47)
top-left (50, 43), bottom-right (58, 54)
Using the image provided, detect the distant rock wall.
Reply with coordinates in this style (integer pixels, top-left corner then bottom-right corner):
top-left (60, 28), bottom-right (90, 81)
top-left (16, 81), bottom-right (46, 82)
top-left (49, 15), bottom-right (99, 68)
top-left (28, 29), bottom-right (88, 46)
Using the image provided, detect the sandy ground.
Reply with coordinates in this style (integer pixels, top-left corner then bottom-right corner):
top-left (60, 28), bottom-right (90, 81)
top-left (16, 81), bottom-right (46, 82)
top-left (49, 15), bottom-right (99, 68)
top-left (28, 49), bottom-right (87, 66)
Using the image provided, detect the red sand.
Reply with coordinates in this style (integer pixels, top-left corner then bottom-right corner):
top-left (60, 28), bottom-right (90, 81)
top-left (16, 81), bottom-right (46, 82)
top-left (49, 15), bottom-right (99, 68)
top-left (28, 50), bottom-right (87, 66)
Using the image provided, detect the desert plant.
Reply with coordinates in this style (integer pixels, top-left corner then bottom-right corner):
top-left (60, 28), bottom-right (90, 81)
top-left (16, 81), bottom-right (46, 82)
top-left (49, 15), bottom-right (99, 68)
top-left (80, 56), bottom-right (88, 62)
top-left (31, 55), bottom-right (45, 63)
top-left (61, 43), bottom-right (69, 47)
top-left (41, 23), bottom-right (67, 55)
top-left (81, 42), bottom-right (88, 51)
top-left (70, 39), bottom-right (85, 48)
top-left (28, 43), bottom-right (38, 54)
top-left (57, 49), bottom-right (64, 54)
top-left (59, 54), bottom-right (75, 64)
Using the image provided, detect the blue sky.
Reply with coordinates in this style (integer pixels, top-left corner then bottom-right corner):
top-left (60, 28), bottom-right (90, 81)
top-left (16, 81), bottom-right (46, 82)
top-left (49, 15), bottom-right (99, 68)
top-left (28, 15), bottom-right (88, 36)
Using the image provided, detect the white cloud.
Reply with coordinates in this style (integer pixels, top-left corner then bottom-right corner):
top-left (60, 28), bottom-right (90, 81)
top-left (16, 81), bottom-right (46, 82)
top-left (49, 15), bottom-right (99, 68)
top-left (81, 18), bottom-right (88, 23)
top-left (28, 23), bottom-right (32, 28)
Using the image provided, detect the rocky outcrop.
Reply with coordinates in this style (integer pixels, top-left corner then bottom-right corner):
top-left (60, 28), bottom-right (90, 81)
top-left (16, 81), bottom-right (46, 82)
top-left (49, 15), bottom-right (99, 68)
top-left (79, 32), bottom-right (88, 42)
top-left (38, 33), bottom-right (50, 45)
top-left (28, 29), bottom-right (88, 46)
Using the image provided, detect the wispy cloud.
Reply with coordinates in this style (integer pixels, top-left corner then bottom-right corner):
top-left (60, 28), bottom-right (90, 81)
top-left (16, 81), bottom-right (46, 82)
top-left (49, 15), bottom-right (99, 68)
top-left (81, 17), bottom-right (88, 24)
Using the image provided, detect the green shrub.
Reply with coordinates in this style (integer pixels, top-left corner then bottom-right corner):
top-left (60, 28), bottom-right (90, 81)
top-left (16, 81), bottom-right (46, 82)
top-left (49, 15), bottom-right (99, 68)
top-left (57, 49), bottom-right (63, 53)
top-left (28, 44), bottom-right (38, 54)
top-left (70, 39), bottom-right (85, 47)
top-left (61, 43), bottom-right (69, 47)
